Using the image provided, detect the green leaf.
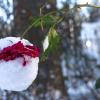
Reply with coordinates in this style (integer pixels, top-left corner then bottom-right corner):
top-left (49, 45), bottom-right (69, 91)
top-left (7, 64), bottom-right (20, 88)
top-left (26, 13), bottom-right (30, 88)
top-left (30, 16), bottom-right (41, 27)
top-left (30, 15), bottom-right (60, 28)
top-left (42, 15), bottom-right (60, 27)
top-left (95, 78), bottom-right (100, 89)
top-left (48, 27), bottom-right (60, 50)
top-left (40, 27), bottom-right (60, 61)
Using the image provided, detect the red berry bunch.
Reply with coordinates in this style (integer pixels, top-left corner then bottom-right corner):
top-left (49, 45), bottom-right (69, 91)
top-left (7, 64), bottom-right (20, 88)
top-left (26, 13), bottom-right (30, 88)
top-left (0, 41), bottom-right (40, 66)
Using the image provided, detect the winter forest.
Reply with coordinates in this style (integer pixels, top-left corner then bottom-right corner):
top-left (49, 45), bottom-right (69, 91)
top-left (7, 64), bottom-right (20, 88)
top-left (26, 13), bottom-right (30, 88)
top-left (0, 0), bottom-right (100, 100)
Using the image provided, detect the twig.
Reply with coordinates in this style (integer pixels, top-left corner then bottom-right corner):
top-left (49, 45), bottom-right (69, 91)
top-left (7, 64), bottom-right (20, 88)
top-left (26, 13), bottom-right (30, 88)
top-left (40, 4), bottom-right (46, 31)
top-left (20, 18), bottom-right (40, 39)
top-left (76, 3), bottom-right (100, 8)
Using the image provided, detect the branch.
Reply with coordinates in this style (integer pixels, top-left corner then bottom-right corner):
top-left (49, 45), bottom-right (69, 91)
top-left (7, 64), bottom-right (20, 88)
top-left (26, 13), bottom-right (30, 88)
top-left (76, 3), bottom-right (100, 8)
top-left (20, 3), bottom-right (100, 39)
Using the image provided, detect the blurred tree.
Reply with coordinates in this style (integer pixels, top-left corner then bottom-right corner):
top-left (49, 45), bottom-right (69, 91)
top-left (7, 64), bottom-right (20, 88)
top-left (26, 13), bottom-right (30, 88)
top-left (0, 0), bottom-right (13, 37)
top-left (0, 0), bottom-right (67, 99)
top-left (57, 1), bottom-right (100, 99)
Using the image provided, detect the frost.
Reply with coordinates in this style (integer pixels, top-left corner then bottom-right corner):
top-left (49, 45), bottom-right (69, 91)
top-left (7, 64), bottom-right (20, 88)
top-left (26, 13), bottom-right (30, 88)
top-left (43, 36), bottom-right (49, 51)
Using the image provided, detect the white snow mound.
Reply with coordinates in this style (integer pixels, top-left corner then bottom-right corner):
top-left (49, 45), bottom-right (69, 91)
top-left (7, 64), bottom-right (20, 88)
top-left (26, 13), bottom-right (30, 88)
top-left (0, 37), bottom-right (39, 91)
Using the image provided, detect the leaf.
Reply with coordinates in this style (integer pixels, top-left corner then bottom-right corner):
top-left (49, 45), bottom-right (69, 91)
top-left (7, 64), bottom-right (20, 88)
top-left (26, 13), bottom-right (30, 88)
top-left (42, 15), bottom-right (60, 27)
top-left (40, 27), bottom-right (60, 61)
top-left (30, 16), bottom-right (41, 27)
top-left (95, 78), bottom-right (100, 89)
top-left (30, 15), bottom-right (60, 28)
top-left (48, 27), bottom-right (60, 51)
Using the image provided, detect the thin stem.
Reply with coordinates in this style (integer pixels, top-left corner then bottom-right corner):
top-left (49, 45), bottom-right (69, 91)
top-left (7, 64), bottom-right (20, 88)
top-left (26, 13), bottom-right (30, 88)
top-left (52, 17), bottom-right (64, 28)
top-left (20, 18), bottom-right (41, 39)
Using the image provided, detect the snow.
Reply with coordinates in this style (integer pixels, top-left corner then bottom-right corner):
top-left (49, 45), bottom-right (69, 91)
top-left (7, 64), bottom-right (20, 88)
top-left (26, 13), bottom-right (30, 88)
top-left (0, 37), bottom-right (39, 91)
top-left (43, 36), bottom-right (49, 51)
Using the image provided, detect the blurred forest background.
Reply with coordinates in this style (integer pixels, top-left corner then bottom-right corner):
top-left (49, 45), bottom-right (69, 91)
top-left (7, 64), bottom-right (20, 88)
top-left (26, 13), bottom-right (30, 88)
top-left (0, 0), bottom-right (100, 100)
